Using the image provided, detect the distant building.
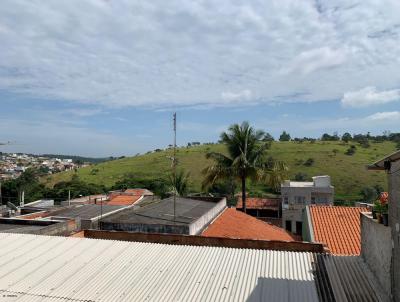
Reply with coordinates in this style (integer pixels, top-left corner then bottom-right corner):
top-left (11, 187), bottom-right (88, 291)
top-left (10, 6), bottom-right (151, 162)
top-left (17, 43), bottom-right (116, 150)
top-left (236, 197), bottom-right (281, 225)
top-left (281, 175), bottom-right (334, 235)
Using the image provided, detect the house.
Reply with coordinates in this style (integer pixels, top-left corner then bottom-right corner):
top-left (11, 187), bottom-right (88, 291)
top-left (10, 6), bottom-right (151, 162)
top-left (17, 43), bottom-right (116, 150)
top-left (99, 196), bottom-right (226, 235)
top-left (303, 205), bottom-right (368, 255)
top-left (236, 197), bottom-right (281, 225)
top-left (281, 175), bottom-right (334, 235)
top-left (201, 208), bottom-right (295, 241)
top-left (367, 150), bottom-right (400, 301)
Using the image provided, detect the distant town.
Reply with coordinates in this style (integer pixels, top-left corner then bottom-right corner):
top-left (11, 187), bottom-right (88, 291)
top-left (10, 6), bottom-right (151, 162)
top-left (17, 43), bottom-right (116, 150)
top-left (0, 152), bottom-right (90, 180)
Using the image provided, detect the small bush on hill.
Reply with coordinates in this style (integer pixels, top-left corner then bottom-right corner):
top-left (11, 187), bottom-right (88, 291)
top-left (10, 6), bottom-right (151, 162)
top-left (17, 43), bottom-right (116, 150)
top-left (345, 145), bottom-right (356, 155)
top-left (294, 172), bottom-right (308, 181)
top-left (303, 158), bottom-right (315, 167)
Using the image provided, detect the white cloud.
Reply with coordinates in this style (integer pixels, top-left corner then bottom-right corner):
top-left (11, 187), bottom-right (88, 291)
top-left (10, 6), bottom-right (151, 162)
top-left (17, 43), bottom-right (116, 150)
top-left (285, 47), bottom-right (347, 75)
top-left (221, 89), bottom-right (252, 103)
top-left (366, 111), bottom-right (400, 121)
top-left (341, 86), bottom-right (400, 107)
top-left (0, 1), bottom-right (399, 108)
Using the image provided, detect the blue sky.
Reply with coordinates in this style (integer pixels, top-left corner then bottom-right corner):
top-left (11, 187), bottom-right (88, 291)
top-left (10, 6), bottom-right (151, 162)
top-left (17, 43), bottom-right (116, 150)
top-left (0, 0), bottom-right (399, 157)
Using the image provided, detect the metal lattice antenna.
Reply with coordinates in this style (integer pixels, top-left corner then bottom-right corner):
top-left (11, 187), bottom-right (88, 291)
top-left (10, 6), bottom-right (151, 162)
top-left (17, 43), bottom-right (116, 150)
top-left (173, 112), bottom-right (177, 222)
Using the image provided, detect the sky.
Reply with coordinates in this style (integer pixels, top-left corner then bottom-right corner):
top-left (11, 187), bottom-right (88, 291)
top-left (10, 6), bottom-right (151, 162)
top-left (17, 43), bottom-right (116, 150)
top-left (0, 0), bottom-right (399, 157)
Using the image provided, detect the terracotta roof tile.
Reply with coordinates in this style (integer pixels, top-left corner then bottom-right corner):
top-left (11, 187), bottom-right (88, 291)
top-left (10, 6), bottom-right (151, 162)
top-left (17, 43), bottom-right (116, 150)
top-left (236, 197), bottom-right (280, 210)
top-left (107, 195), bottom-right (141, 206)
top-left (124, 188), bottom-right (153, 195)
top-left (202, 208), bottom-right (295, 241)
top-left (309, 205), bottom-right (368, 255)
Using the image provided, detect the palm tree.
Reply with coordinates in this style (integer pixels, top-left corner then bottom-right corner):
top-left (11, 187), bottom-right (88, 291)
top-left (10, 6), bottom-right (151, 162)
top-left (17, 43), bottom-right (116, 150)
top-left (202, 122), bottom-right (270, 213)
top-left (169, 169), bottom-right (191, 196)
top-left (264, 161), bottom-right (289, 192)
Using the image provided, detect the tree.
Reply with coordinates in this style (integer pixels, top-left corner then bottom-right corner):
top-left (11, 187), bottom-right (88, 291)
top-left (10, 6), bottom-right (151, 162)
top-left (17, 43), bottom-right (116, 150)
top-left (294, 172), bottom-right (308, 181)
top-left (265, 161), bottom-right (289, 192)
top-left (360, 186), bottom-right (378, 202)
top-left (169, 169), bottom-right (190, 196)
top-left (263, 133), bottom-right (274, 142)
top-left (202, 122), bottom-right (287, 212)
top-left (279, 131), bottom-right (291, 141)
top-left (342, 132), bottom-right (352, 142)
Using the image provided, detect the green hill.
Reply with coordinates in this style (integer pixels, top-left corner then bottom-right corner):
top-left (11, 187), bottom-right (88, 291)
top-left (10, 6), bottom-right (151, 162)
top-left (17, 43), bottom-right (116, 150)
top-left (44, 141), bottom-right (397, 200)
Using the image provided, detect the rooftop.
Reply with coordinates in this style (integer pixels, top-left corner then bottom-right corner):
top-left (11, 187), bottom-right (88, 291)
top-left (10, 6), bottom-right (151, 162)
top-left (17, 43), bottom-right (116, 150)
top-left (202, 208), bottom-right (295, 241)
top-left (107, 195), bottom-right (141, 205)
top-left (48, 204), bottom-right (126, 220)
top-left (124, 188), bottom-right (154, 195)
top-left (0, 233), bottom-right (387, 301)
top-left (309, 205), bottom-right (368, 255)
top-left (236, 197), bottom-right (280, 210)
top-left (101, 196), bottom-right (223, 225)
top-left (368, 149), bottom-right (400, 170)
top-left (282, 175), bottom-right (333, 188)
top-left (0, 223), bottom-right (46, 233)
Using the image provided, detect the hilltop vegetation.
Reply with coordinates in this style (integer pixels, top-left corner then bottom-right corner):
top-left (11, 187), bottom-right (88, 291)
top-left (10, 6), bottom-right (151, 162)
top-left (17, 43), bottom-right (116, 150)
top-left (44, 140), bottom-right (397, 200)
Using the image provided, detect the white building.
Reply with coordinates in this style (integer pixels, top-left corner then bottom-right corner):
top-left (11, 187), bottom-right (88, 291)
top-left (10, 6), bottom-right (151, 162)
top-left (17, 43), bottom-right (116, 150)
top-left (281, 175), bottom-right (334, 235)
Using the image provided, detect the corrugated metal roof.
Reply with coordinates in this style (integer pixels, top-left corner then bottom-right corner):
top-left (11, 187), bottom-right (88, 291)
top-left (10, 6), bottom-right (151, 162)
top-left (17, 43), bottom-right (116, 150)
top-left (0, 233), bottom-right (319, 302)
top-left (313, 254), bottom-right (389, 302)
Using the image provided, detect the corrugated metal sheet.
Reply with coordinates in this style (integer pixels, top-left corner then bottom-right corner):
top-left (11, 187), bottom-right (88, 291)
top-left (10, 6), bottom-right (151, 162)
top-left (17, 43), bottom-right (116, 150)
top-left (0, 233), bottom-right (319, 302)
top-left (314, 254), bottom-right (390, 302)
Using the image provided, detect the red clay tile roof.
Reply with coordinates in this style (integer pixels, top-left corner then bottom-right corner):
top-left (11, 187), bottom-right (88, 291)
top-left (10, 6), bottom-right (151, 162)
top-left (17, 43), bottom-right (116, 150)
top-left (236, 197), bottom-right (280, 210)
top-left (124, 189), bottom-right (153, 195)
top-left (108, 195), bottom-right (141, 206)
top-left (309, 205), bottom-right (368, 255)
top-left (202, 208), bottom-right (295, 241)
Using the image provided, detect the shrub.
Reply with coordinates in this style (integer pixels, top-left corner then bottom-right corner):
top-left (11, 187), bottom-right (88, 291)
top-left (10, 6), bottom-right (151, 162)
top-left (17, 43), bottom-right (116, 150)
top-left (294, 172), bottom-right (308, 181)
top-left (303, 158), bottom-right (315, 167)
top-left (345, 145), bottom-right (356, 155)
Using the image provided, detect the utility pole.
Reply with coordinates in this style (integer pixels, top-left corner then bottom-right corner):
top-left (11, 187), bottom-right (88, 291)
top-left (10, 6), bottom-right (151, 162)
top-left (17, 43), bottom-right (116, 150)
top-left (20, 190), bottom-right (24, 207)
top-left (68, 190), bottom-right (71, 206)
top-left (0, 181), bottom-right (2, 205)
top-left (173, 112), bottom-right (177, 222)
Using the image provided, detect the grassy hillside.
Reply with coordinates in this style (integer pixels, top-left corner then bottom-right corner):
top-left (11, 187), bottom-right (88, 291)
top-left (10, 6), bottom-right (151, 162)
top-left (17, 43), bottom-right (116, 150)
top-left (44, 141), bottom-right (397, 200)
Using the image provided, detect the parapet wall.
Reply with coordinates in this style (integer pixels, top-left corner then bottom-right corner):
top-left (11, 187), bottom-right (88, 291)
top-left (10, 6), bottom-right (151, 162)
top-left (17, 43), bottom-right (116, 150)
top-left (84, 230), bottom-right (326, 253)
top-left (361, 212), bottom-right (392, 297)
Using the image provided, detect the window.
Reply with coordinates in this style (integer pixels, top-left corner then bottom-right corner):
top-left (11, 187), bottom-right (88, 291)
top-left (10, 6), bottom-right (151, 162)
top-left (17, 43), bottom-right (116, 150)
top-left (285, 220), bottom-right (292, 232)
top-left (283, 197), bottom-right (289, 205)
top-left (296, 221), bottom-right (303, 235)
top-left (311, 197), bottom-right (316, 204)
top-left (294, 196), bottom-right (305, 204)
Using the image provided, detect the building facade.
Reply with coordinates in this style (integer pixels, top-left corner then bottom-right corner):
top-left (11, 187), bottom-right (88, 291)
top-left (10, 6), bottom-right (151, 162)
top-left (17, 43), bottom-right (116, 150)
top-left (281, 175), bottom-right (334, 235)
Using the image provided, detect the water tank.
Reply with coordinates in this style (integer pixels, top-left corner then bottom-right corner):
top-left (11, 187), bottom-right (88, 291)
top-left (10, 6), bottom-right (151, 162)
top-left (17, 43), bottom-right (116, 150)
top-left (312, 175), bottom-right (331, 187)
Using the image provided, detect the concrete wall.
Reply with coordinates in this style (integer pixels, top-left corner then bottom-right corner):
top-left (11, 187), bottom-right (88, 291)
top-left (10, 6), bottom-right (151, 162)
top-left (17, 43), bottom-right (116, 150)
top-left (84, 230), bottom-right (326, 253)
top-left (282, 209), bottom-right (303, 234)
top-left (100, 222), bottom-right (189, 234)
top-left (361, 212), bottom-right (392, 297)
top-left (189, 198), bottom-right (226, 235)
top-left (0, 217), bottom-right (79, 236)
top-left (302, 207), bottom-right (314, 242)
top-left (389, 160), bottom-right (400, 302)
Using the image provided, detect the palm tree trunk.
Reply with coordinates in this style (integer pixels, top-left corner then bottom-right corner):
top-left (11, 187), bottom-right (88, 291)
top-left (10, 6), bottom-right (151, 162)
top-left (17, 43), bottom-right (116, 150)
top-left (241, 176), bottom-right (246, 213)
